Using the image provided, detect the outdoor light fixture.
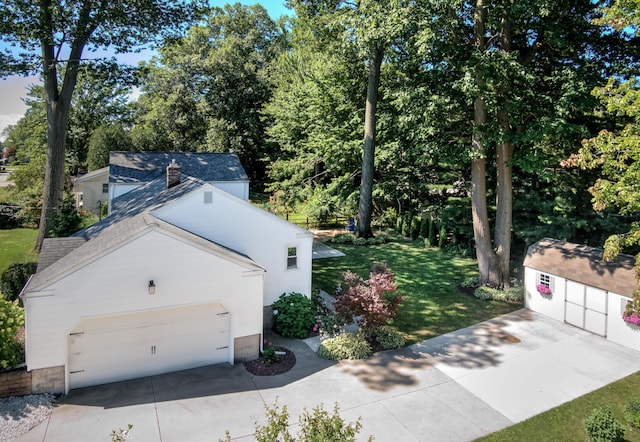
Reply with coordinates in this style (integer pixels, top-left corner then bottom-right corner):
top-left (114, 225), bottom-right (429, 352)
top-left (148, 280), bottom-right (156, 295)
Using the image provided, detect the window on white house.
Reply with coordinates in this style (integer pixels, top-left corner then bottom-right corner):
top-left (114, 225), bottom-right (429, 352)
top-left (287, 247), bottom-right (297, 269)
top-left (539, 273), bottom-right (551, 288)
top-left (102, 183), bottom-right (108, 193)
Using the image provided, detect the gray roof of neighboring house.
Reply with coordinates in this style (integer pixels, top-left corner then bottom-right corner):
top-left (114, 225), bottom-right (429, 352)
top-left (76, 166), bottom-right (109, 183)
top-left (524, 238), bottom-right (637, 297)
top-left (28, 213), bottom-right (264, 292)
top-left (73, 175), bottom-right (204, 240)
top-left (109, 151), bottom-right (249, 184)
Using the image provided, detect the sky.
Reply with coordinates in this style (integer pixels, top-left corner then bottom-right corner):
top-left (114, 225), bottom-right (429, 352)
top-left (0, 0), bottom-right (292, 138)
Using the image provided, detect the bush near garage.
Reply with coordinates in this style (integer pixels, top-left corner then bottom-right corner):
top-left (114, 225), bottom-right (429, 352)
top-left (271, 292), bottom-right (315, 339)
top-left (316, 332), bottom-right (372, 360)
top-left (0, 299), bottom-right (25, 370)
top-left (1, 262), bottom-right (37, 302)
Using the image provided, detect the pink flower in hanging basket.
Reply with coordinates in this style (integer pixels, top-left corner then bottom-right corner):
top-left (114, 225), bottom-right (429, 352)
top-left (623, 314), bottom-right (640, 325)
top-left (536, 284), bottom-right (552, 296)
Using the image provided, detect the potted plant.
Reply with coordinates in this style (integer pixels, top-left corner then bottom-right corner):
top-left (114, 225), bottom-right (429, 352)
top-left (536, 284), bottom-right (553, 296)
top-left (623, 296), bottom-right (640, 325)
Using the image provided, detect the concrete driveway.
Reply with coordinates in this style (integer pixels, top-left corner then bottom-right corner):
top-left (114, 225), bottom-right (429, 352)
top-left (16, 309), bottom-right (640, 441)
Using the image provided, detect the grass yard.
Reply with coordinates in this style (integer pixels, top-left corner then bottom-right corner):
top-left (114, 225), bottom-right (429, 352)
top-left (0, 228), bottom-right (38, 275)
top-left (477, 371), bottom-right (640, 441)
top-left (313, 237), bottom-right (520, 344)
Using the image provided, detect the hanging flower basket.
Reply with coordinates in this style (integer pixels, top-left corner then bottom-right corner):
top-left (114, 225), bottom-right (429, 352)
top-left (536, 284), bottom-right (553, 296)
top-left (623, 297), bottom-right (640, 326)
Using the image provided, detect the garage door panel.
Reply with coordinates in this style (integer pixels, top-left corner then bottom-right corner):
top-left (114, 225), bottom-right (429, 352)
top-left (69, 304), bottom-right (229, 390)
top-left (585, 287), bottom-right (607, 313)
top-left (566, 281), bottom-right (585, 305)
top-left (585, 310), bottom-right (607, 336)
top-left (565, 301), bottom-right (584, 328)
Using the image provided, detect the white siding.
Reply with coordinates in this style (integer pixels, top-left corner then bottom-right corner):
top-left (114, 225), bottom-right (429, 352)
top-left (524, 267), bottom-right (565, 322)
top-left (152, 185), bottom-right (313, 305)
top-left (24, 229), bottom-right (264, 376)
top-left (607, 293), bottom-right (640, 352)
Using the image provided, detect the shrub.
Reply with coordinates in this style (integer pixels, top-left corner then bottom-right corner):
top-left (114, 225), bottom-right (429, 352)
top-left (376, 232), bottom-right (390, 243)
top-left (624, 398), bottom-right (640, 428)
top-left (262, 340), bottom-right (278, 365)
top-left (317, 332), bottom-right (372, 360)
top-left (410, 216), bottom-right (421, 240)
top-left (331, 233), bottom-right (357, 244)
top-left (395, 216), bottom-right (403, 233)
top-left (1, 262), bottom-right (37, 302)
top-left (245, 400), bottom-right (370, 442)
top-left (48, 192), bottom-right (82, 237)
top-left (583, 406), bottom-right (625, 442)
top-left (353, 237), bottom-right (368, 246)
top-left (419, 218), bottom-right (429, 239)
top-left (375, 326), bottom-right (406, 350)
top-left (473, 285), bottom-right (524, 303)
top-left (438, 223), bottom-right (447, 248)
top-left (0, 299), bottom-right (25, 370)
top-left (0, 204), bottom-right (23, 229)
top-left (334, 264), bottom-right (403, 331)
top-left (318, 312), bottom-right (346, 339)
top-left (428, 219), bottom-right (436, 246)
top-left (460, 277), bottom-right (479, 289)
top-left (272, 292), bottom-right (315, 339)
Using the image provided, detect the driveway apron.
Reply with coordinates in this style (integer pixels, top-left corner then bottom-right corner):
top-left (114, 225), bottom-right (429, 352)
top-left (15, 309), bottom-right (640, 441)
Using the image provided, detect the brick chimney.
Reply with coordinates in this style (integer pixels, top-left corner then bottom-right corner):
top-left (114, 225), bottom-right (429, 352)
top-left (166, 160), bottom-right (180, 188)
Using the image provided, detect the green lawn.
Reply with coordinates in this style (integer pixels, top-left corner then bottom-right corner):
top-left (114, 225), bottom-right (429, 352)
top-left (313, 237), bottom-right (520, 344)
top-left (477, 371), bottom-right (640, 442)
top-left (0, 228), bottom-right (38, 275)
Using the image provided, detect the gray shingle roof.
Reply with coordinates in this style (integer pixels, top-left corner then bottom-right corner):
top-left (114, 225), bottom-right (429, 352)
top-left (73, 176), bottom-right (204, 240)
top-left (524, 238), bottom-right (637, 297)
top-left (37, 237), bottom-right (87, 272)
top-left (109, 152), bottom-right (249, 184)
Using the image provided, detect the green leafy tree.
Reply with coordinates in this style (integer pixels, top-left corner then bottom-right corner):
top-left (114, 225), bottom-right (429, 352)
top-left (134, 4), bottom-right (286, 180)
top-left (0, 299), bottom-right (25, 370)
top-left (0, 0), bottom-right (203, 251)
top-left (87, 123), bottom-right (134, 171)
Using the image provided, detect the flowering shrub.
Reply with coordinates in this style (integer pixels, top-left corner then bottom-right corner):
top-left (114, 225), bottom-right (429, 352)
top-left (536, 284), bottom-right (553, 296)
top-left (262, 339), bottom-right (278, 365)
top-left (623, 294), bottom-right (640, 325)
top-left (0, 299), bottom-right (25, 370)
top-left (316, 332), bottom-right (372, 360)
top-left (333, 263), bottom-right (403, 333)
top-left (272, 292), bottom-right (315, 338)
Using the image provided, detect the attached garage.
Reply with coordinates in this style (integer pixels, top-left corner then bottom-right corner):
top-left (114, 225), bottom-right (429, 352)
top-left (68, 303), bottom-right (229, 390)
top-left (524, 238), bottom-right (640, 352)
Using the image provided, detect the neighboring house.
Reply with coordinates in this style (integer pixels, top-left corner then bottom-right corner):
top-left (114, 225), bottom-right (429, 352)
top-left (524, 238), bottom-right (640, 352)
top-left (21, 159), bottom-right (313, 393)
top-left (108, 151), bottom-right (250, 213)
top-left (73, 167), bottom-right (109, 215)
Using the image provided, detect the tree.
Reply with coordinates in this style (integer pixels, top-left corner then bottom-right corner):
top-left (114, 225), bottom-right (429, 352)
top-left (87, 123), bottom-right (134, 171)
top-left (134, 4), bottom-right (286, 181)
top-left (0, 0), bottom-right (203, 251)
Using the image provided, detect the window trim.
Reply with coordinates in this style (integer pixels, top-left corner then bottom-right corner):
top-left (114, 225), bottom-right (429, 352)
top-left (286, 246), bottom-right (298, 270)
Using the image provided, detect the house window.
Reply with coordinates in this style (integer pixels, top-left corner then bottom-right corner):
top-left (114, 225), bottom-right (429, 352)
top-left (287, 247), bottom-right (297, 269)
top-left (539, 273), bottom-right (551, 289)
top-left (102, 183), bottom-right (108, 193)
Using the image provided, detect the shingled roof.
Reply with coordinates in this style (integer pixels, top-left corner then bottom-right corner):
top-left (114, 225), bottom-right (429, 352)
top-left (109, 152), bottom-right (249, 184)
top-left (524, 238), bottom-right (637, 297)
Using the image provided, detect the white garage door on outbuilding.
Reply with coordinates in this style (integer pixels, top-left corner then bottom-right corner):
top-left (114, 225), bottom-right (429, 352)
top-left (68, 303), bottom-right (229, 390)
top-left (524, 238), bottom-right (640, 353)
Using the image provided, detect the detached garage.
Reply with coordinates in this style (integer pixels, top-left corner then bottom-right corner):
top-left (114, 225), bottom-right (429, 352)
top-left (22, 214), bottom-right (265, 393)
top-left (524, 238), bottom-right (640, 352)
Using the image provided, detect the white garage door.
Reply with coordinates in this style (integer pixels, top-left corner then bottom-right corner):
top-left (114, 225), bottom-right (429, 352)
top-left (68, 303), bottom-right (229, 390)
top-left (565, 280), bottom-right (607, 336)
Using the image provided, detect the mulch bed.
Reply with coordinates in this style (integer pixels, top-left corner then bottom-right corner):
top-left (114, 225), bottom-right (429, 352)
top-left (243, 346), bottom-right (296, 376)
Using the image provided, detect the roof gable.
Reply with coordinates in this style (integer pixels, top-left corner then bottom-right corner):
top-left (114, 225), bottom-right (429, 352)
top-left (524, 238), bottom-right (637, 296)
top-left (109, 152), bottom-right (249, 184)
top-left (28, 213), bottom-right (264, 292)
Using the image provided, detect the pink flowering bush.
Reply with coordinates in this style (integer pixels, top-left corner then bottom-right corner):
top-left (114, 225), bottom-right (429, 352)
top-left (536, 284), bottom-right (552, 296)
top-left (333, 263), bottom-right (403, 333)
top-left (623, 295), bottom-right (640, 325)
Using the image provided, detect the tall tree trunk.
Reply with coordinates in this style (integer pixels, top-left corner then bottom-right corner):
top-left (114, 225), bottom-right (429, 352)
top-left (35, 0), bottom-right (88, 251)
top-left (357, 44), bottom-right (384, 238)
top-left (494, 8), bottom-right (514, 289)
top-left (471, 0), bottom-right (502, 287)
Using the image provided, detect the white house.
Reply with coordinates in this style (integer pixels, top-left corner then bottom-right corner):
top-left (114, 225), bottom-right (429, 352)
top-left (73, 167), bottom-right (109, 215)
top-left (21, 159), bottom-right (313, 393)
top-left (524, 238), bottom-right (640, 352)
